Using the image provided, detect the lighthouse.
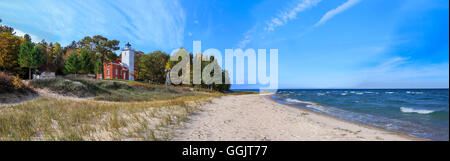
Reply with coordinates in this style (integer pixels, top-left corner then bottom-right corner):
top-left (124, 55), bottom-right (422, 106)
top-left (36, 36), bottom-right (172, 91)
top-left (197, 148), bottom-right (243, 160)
top-left (121, 42), bottom-right (135, 80)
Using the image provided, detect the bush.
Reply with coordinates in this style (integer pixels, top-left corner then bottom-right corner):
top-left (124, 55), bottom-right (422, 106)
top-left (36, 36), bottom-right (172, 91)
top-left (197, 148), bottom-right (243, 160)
top-left (29, 78), bottom-right (95, 97)
top-left (0, 71), bottom-right (34, 94)
top-left (29, 78), bottom-right (214, 102)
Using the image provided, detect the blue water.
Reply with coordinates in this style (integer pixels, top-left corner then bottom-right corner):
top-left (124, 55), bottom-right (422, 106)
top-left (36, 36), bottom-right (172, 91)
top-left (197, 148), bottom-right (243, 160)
top-left (272, 89), bottom-right (449, 141)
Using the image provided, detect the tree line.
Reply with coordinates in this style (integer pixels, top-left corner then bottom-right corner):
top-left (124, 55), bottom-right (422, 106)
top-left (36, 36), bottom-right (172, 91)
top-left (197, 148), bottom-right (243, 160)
top-left (0, 19), bottom-right (230, 91)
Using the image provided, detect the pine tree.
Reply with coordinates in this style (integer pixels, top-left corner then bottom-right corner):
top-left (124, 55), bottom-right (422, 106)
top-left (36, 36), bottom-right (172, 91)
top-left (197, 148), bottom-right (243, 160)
top-left (18, 40), bottom-right (43, 79)
top-left (94, 58), bottom-right (103, 76)
top-left (65, 52), bottom-right (81, 76)
top-left (79, 49), bottom-right (93, 74)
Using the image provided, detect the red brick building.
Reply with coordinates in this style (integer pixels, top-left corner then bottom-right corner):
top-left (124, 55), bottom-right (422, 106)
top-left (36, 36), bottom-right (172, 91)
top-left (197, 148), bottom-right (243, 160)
top-left (96, 58), bottom-right (130, 80)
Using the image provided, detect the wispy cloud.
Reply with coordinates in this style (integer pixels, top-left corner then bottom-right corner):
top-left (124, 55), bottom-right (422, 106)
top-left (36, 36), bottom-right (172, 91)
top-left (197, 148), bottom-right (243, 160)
top-left (0, 0), bottom-right (186, 50)
top-left (265, 0), bottom-right (321, 32)
top-left (314, 0), bottom-right (361, 27)
top-left (237, 25), bottom-right (257, 48)
top-left (238, 0), bottom-right (321, 48)
top-left (13, 29), bottom-right (40, 43)
top-left (357, 57), bottom-right (449, 88)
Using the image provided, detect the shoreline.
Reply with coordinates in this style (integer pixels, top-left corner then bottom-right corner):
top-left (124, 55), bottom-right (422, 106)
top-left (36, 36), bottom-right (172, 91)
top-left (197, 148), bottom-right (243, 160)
top-left (267, 95), bottom-right (427, 141)
top-left (173, 94), bottom-right (426, 141)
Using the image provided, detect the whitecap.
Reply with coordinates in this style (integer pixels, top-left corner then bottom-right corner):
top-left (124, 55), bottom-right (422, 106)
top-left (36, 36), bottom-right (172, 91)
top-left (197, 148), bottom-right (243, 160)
top-left (406, 91), bottom-right (423, 94)
top-left (306, 104), bottom-right (328, 112)
top-left (285, 98), bottom-right (307, 104)
top-left (400, 107), bottom-right (435, 114)
top-left (285, 98), bottom-right (317, 105)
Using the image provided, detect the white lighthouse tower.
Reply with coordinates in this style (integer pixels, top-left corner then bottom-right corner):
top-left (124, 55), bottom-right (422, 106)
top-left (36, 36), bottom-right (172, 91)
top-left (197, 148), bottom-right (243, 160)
top-left (121, 42), bottom-right (134, 80)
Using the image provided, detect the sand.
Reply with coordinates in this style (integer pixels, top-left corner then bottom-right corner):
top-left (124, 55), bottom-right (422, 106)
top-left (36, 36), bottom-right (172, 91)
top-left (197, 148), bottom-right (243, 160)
top-left (173, 94), bottom-right (422, 141)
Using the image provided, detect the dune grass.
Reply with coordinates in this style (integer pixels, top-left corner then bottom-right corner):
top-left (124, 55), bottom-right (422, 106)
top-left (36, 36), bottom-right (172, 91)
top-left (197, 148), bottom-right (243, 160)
top-left (0, 93), bottom-right (221, 141)
top-left (1, 78), bottom-right (257, 140)
top-left (29, 78), bottom-right (211, 102)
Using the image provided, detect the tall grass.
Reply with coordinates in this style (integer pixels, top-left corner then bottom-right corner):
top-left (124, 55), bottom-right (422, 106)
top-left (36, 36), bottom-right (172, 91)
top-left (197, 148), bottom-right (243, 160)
top-left (0, 93), bottom-right (221, 141)
top-left (29, 78), bottom-right (212, 102)
top-left (1, 77), bottom-right (255, 140)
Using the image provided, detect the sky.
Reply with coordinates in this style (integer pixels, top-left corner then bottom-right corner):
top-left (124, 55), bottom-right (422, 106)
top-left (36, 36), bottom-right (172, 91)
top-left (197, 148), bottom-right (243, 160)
top-left (0, 0), bottom-right (448, 89)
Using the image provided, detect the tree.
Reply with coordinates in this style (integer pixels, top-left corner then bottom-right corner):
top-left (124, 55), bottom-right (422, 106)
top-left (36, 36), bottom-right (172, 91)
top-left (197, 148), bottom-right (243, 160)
top-left (78, 35), bottom-right (119, 79)
top-left (52, 42), bottom-right (64, 75)
top-left (45, 42), bottom-right (54, 66)
top-left (94, 58), bottom-right (102, 76)
top-left (133, 50), bottom-right (144, 80)
top-left (166, 51), bottom-right (231, 91)
top-left (34, 43), bottom-right (47, 62)
top-left (64, 52), bottom-right (81, 75)
top-left (0, 32), bottom-right (22, 74)
top-left (0, 19), bottom-right (14, 34)
top-left (23, 34), bottom-right (32, 42)
top-left (18, 40), bottom-right (43, 79)
top-left (79, 48), bottom-right (93, 74)
top-left (67, 40), bottom-right (77, 50)
top-left (137, 51), bottom-right (170, 83)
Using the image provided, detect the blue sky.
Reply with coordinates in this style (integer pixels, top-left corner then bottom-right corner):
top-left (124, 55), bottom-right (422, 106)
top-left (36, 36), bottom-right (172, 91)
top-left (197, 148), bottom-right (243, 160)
top-left (1, 0), bottom-right (448, 89)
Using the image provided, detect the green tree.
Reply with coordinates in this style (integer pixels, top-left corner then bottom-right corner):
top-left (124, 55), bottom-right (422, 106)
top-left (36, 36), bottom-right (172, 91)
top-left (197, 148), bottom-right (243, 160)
top-left (137, 51), bottom-right (170, 83)
top-left (65, 52), bottom-right (81, 75)
top-left (94, 58), bottom-right (103, 75)
top-left (23, 34), bottom-right (32, 42)
top-left (18, 40), bottom-right (43, 79)
top-left (134, 50), bottom-right (144, 80)
top-left (78, 35), bottom-right (119, 79)
top-left (79, 49), bottom-right (93, 74)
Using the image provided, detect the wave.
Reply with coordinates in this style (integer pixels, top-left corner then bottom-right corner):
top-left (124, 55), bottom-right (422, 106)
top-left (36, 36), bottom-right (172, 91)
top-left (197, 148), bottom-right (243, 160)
top-left (285, 98), bottom-right (317, 105)
top-left (285, 98), bottom-right (307, 104)
top-left (306, 104), bottom-right (329, 112)
top-left (400, 107), bottom-right (435, 114)
top-left (406, 91), bottom-right (424, 94)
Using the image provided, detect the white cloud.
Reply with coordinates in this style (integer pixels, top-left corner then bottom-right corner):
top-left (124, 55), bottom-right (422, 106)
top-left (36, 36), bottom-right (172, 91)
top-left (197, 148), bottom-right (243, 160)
top-left (193, 20), bottom-right (199, 24)
top-left (314, 0), bottom-right (361, 27)
top-left (357, 57), bottom-right (449, 88)
top-left (0, 0), bottom-right (186, 49)
top-left (13, 29), bottom-right (40, 42)
top-left (238, 0), bottom-right (321, 48)
top-left (237, 26), bottom-right (256, 48)
top-left (265, 0), bottom-right (321, 32)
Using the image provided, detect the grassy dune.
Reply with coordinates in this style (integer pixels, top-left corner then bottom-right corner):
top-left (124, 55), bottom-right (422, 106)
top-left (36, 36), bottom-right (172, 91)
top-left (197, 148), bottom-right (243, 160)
top-left (29, 78), bottom-right (211, 102)
top-left (0, 78), bottom-right (232, 141)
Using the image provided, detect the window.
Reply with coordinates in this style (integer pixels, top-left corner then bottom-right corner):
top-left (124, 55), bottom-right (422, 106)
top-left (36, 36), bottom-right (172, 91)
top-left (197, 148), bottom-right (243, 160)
top-left (107, 69), bottom-right (110, 75)
top-left (115, 69), bottom-right (118, 75)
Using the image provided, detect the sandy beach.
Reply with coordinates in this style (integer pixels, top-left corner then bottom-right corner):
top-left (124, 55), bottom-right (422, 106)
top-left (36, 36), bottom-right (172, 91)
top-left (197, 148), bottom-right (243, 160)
top-left (173, 94), bottom-right (423, 141)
